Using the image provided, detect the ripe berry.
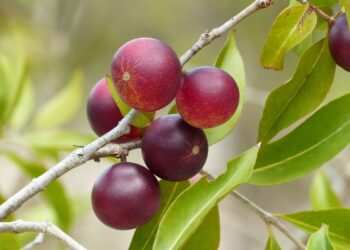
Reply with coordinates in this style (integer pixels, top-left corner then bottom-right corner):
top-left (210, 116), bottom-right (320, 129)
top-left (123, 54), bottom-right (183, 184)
top-left (87, 78), bottom-right (144, 143)
top-left (141, 114), bottom-right (208, 181)
top-left (328, 14), bottom-right (350, 72)
top-left (91, 162), bottom-right (161, 230)
top-left (111, 37), bottom-right (182, 112)
top-left (176, 66), bottom-right (239, 128)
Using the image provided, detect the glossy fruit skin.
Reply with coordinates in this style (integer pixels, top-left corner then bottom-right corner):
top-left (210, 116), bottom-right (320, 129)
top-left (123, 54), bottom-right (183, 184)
top-left (176, 66), bottom-right (239, 128)
top-left (91, 162), bottom-right (161, 230)
top-left (141, 114), bottom-right (208, 181)
top-left (111, 37), bottom-right (182, 112)
top-left (329, 14), bottom-right (350, 72)
top-left (87, 78), bottom-right (144, 143)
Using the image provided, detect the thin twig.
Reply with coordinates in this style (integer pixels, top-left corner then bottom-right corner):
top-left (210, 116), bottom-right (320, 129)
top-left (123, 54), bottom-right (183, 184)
top-left (21, 233), bottom-right (44, 250)
top-left (200, 170), bottom-right (306, 250)
top-left (180, 0), bottom-right (274, 66)
top-left (296, 0), bottom-right (334, 24)
top-left (0, 109), bottom-right (139, 220)
top-left (0, 220), bottom-right (86, 250)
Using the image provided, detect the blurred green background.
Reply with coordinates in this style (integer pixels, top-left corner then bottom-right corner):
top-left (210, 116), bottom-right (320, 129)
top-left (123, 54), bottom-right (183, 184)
top-left (1, 0), bottom-right (350, 249)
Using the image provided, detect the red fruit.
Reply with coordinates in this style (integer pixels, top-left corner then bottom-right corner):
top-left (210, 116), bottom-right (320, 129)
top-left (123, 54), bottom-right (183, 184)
top-left (87, 78), bottom-right (144, 143)
top-left (176, 66), bottom-right (239, 128)
top-left (91, 162), bottom-right (161, 230)
top-left (111, 37), bottom-right (182, 112)
top-left (141, 114), bottom-right (208, 181)
top-left (329, 14), bottom-right (350, 72)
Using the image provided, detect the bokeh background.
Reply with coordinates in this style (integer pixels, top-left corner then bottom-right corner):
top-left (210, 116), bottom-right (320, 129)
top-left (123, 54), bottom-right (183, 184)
top-left (0, 0), bottom-right (350, 249)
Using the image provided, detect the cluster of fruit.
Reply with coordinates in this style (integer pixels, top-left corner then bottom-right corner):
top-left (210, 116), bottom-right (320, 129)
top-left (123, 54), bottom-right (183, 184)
top-left (86, 37), bottom-right (240, 230)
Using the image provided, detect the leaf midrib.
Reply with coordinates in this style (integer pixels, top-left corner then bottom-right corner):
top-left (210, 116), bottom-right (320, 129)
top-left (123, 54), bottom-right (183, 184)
top-left (282, 216), bottom-right (350, 244)
top-left (254, 118), bottom-right (350, 173)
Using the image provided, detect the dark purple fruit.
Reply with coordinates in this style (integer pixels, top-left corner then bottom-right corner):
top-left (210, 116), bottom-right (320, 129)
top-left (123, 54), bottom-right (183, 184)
top-left (329, 14), bottom-right (350, 72)
top-left (87, 78), bottom-right (144, 143)
top-left (91, 162), bottom-right (161, 230)
top-left (176, 66), bottom-right (239, 128)
top-left (111, 37), bottom-right (182, 112)
top-left (141, 114), bottom-right (208, 181)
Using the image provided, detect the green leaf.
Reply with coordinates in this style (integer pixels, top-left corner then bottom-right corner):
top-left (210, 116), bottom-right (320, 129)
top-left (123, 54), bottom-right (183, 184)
top-left (280, 209), bottom-right (350, 249)
top-left (290, 0), bottom-right (337, 7)
top-left (9, 78), bottom-right (34, 129)
top-left (0, 234), bottom-right (20, 250)
top-left (4, 152), bottom-right (72, 231)
top-left (32, 70), bottom-right (83, 128)
top-left (22, 129), bottom-right (95, 151)
top-left (258, 38), bottom-right (336, 142)
top-left (0, 195), bottom-right (20, 250)
top-left (251, 94), bottom-right (350, 185)
top-left (314, 7), bottom-right (333, 32)
top-left (341, 0), bottom-right (350, 28)
top-left (293, 33), bottom-right (313, 56)
top-left (306, 225), bottom-right (334, 250)
top-left (204, 32), bottom-right (246, 145)
top-left (260, 5), bottom-right (317, 70)
top-left (130, 181), bottom-right (220, 250)
top-left (0, 30), bottom-right (27, 125)
top-left (168, 103), bottom-right (178, 115)
top-left (105, 76), bottom-right (154, 128)
top-left (153, 146), bottom-right (258, 250)
top-left (182, 206), bottom-right (220, 250)
top-left (0, 55), bottom-right (10, 123)
top-left (310, 171), bottom-right (342, 210)
top-left (309, 0), bottom-right (337, 7)
top-left (130, 181), bottom-right (190, 250)
top-left (265, 231), bottom-right (281, 250)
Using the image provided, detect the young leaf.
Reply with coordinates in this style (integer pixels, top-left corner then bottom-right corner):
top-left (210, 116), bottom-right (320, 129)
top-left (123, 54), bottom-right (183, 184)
top-left (341, 0), bottom-right (350, 28)
top-left (4, 152), bottom-right (72, 231)
top-left (310, 171), bottom-right (342, 210)
top-left (280, 209), bottom-right (350, 249)
top-left (105, 76), bottom-right (154, 128)
top-left (265, 231), bottom-right (281, 250)
top-left (9, 78), bottom-right (34, 129)
top-left (130, 181), bottom-right (220, 250)
top-left (251, 93), bottom-right (350, 185)
top-left (306, 225), bottom-right (334, 250)
top-left (22, 129), bottom-right (95, 151)
top-left (153, 146), bottom-right (258, 250)
top-left (204, 32), bottom-right (246, 145)
top-left (258, 38), bottom-right (336, 143)
top-left (32, 70), bottom-right (83, 128)
top-left (260, 5), bottom-right (317, 70)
